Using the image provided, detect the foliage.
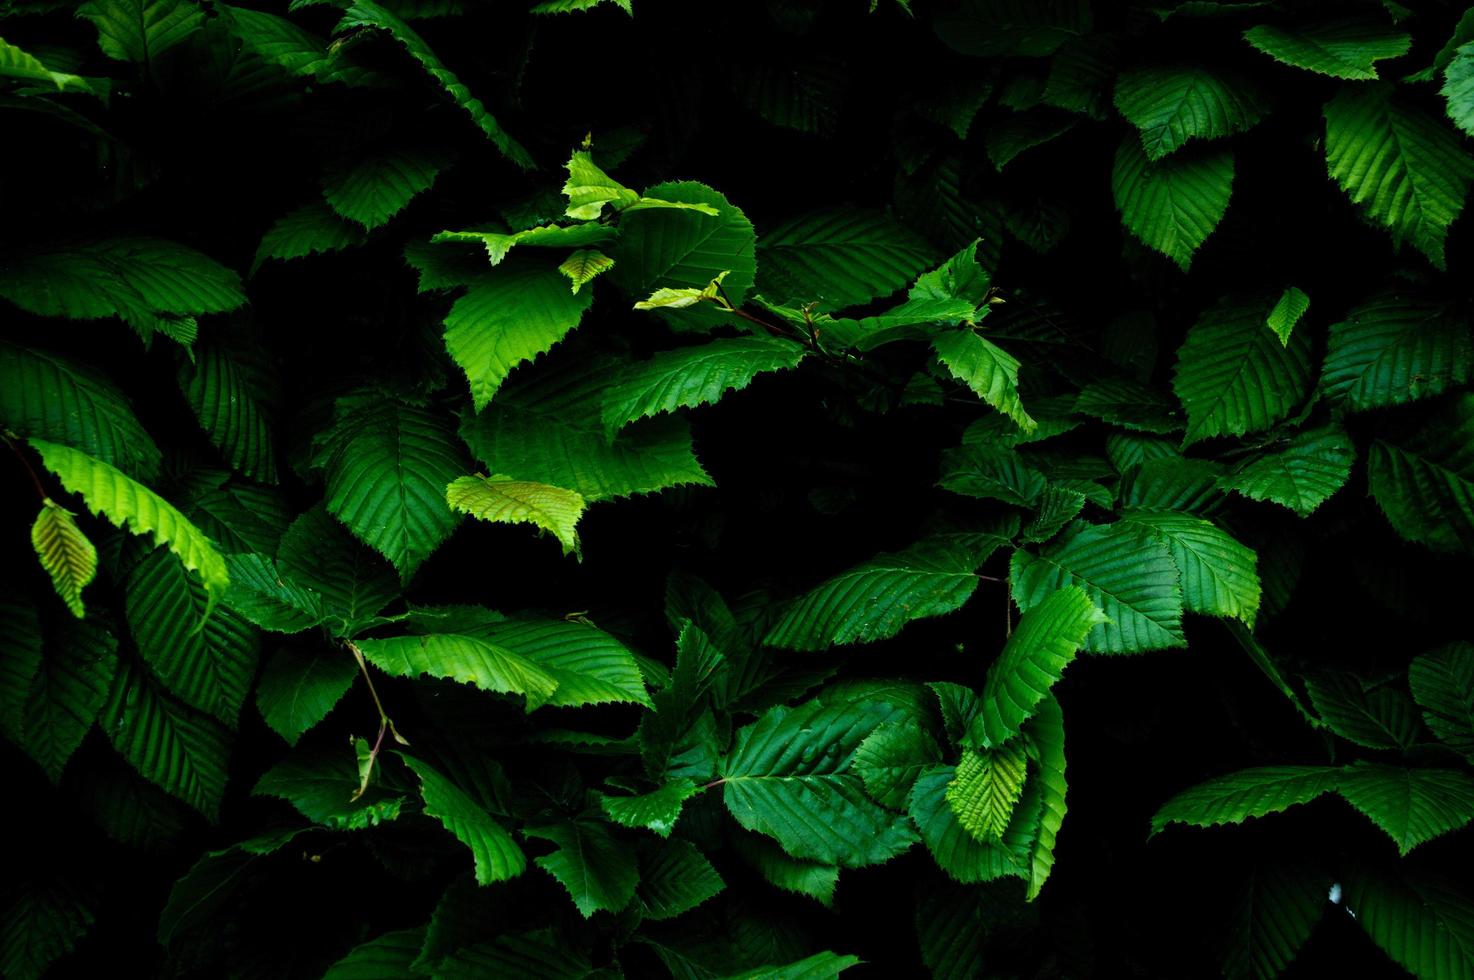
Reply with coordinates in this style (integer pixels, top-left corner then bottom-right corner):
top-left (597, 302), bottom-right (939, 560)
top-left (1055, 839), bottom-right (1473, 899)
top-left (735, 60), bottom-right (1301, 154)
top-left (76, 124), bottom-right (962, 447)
top-left (2, 1), bottom-right (1473, 978)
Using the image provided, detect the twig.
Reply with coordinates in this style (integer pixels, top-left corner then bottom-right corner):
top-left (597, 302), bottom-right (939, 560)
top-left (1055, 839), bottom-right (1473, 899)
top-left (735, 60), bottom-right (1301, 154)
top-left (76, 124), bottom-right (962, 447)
top-left (2, 431), bottom-right (49, 502)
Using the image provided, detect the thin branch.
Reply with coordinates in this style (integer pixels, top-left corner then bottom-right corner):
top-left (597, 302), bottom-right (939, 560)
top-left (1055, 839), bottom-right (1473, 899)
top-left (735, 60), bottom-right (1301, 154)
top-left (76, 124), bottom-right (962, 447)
top-left (2, 431), bottom-right (49, 502)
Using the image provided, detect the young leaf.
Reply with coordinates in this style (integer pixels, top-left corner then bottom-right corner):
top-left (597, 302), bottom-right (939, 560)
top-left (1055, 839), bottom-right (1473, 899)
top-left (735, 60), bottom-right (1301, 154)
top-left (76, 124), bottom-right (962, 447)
top-left (1113, 138), bottom-right (1233, 271)
top-left (558, 249), bottom-right (614, 293)
top-left (946, 743), bottom-right (1029, 843)
top-left (443, 262), bottom-right (594, 411)
top-left (969, 586), bottom-right (1105, 749)
top-left (446, 474), bottom-right (585, 557)
top-left (1324, 84), bottom-right (1474, 269)
top-left (1243, 20), bottom-right (1412, 80)
top-left (403, 755), bottom-right (526, 885)
top-left (1114, 65), bottom-right (1266, 160)
top-left (1172, 295), bottom-right (1313, 447)
top-left (1010, 522), bottom-right (1185, 655)
top-left (524, 819), bottom-right (639, 917)
top-left (433, 223), bottom-right (615, 267)
top-left (1265, 287), bottom-right (1310, 346)
top-left (30, 439), bottom-right (230, 616)
top-left (31, 499), bottom-right (97, 619)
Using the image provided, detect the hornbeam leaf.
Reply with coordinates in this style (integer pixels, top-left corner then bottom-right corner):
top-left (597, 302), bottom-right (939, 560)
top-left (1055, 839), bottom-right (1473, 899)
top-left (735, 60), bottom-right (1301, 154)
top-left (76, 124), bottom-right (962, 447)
top-left (1266, 287), bottom-right (1310, 346)
top-left (0, 340), bottom-right (162, 482)
top-left (1367, 395), bottom-right (1474, 553)
top-left (443, 261), bottom-right (593, 411)
top-left (177, 334), bottom-right (278, 484)
top-left (21, 618), bottom-right (117, 783)
top-left (969, 586), bottom-right (1105, 749)
top-left (354, 633), bottom-right (561, 710)
top-left (321, 400), bottom-right (467, 581)
top-left (78, 0), bottom-right (204, 65)
top-left (1446, 43), bottom-right (1474, 137)
top-left (221, 553), bottom-right (324, 634)
top-left (854, 719), bottom-right (943, 811)
top-left (433, 223), bottom-right (615, 267)
top-left (558, 249), bottom-right (614, 293)
top-left (1024, 695), bottom-right (1067, 901)
top-left (524, 819), bottom-right (639, 917)
top-left (721, 694), bottom-right (920, 867)
top-left (322, 929), bottom-right (425, 980)
top-left (1324, 84), bottom-right (1474, 269)
top-left (946, 743), bottom-right (1028, 842)
top-left (254, 745), bottom-right (403, 830)
top-left (403, 755), bottom-right (526, 884)
top-left (255, 646), bottom-right (357, 746)
top-left (446, 474), bottom-right (585, 557)
top-left (1321, 293), bottom-right (1473, 411)
top-left (31, 499), bottom-right (97, 619)
top-left (1341, 866), bottom-right (1474, 980)
top-left (636, 837), bottom-right (724, 920)
top-left (0, 37), bottom-right (105, 93)
top-left (1151, 767), bottom-right (1338, 834)
top-left (723, 952), bottom-right (862, 980)
top-left (600, 336), bottom-right (806, 437)
top-left (755, 209), bottom-right (936, 311)
top-left (30, 439), bottom-right (229, 617)
top-left (1118, 510), bottom-right (1261, 626)
top-left (908, 764), bottom-right (1039, 884)
top-left (1113, 138), bottom-right (1233, 271)
top-left (562, 148), bottom-right (639, 220)
top-left (600, 779), bottom-right (700, 837)
top-left (765, 537), bottom-right (996, 651)
top-left (1335, 763), bottom-right (1474, 855)
top-left (932, 328), bottom-right (1035, 432)
top-left (475, 616), bottom-right (652, 708)
top-left (1408, 643), bottom-right (1474, 762)
top-left (731, 832), bottom-right (840, 908)
top-left (1221, 863), bottom-right (1329, 980)
top-left (1114, 65), bottom-right (1266, 160)
top-left (1244, 20), bottom-right (1411, 80)
top-left (1220, 426), bottom-right (1355, 517)
top-left (1173, 295), bottom-right (1313, 447)
top-left (323, 146), bottom-right (451, 230)
top-left (1303, 671), bottom-right (1419, 750)
top-left (334, 0), bottom-right (532, 168)
top-left (1010, 521), bottom-right (1184, 655)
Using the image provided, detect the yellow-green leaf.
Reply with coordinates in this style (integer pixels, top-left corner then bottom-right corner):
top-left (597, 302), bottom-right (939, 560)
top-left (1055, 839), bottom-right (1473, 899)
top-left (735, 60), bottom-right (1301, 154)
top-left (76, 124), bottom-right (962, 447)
top-left (31, 499), bottom-right (98, 619)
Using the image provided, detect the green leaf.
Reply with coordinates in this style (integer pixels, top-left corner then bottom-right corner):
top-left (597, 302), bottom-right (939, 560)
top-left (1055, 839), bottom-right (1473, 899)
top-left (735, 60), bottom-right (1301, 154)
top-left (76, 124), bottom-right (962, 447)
top-left (0, 238), bottom-right (245, 345)
top-left (21, 618), bottom-right (117, 783)
top-left (524, 818), bottom-right (639, 917)
top-left (476, 616), bottom-right (652, 708)
top-left (1265, 287), bottom-right (1310, 346)
top-left (354, 633), bottom-right (560, 710)
top-left (156, 829), bottom-right (300, 947)
top-left (1324, 84), bottom-right (1474, 269)
top-left (1172, 295), bottom-right (1313, 447)
top-left (0, 37), bottom-right (104, 94)
top-left (600, 779), bottom-right (699, 837)
top-left (322, 929), bottom-right (426, 980)
top-left (1321, 293), bottom-right (1473, 411)
top-left (31, 439), bottom-right (230, 615)
top-left (1409, 643), bottom-right (1474, 761)
top-left (403, 755), bottom-right (526, 884)
top-left (1243, 19), bottom-right (1411, 80)
top-left (1114, 65), bottom-right (1266, 160)
top-left (985, 111), bottom-right (1076, 171)
top-left (933, 0), bottom-right (1092, 58)
top-left (1368, 395), bottom-right (1474, 553)
top-left (1024, 694), bottom-right (1066, 901)
top-left (1221, 863), bottom-right (1328, 980)
top-left (1150, 766), bottom-right (1338, 834)
top-left (558, 249), bottom-right (614, 293)
top-left (637, 837), bottom-right (725, 920)
top-left (444, 261), bottom-right (594, 411)
top-left (78, 0), bottom-right (203, 64)
top-left (1112, 138), bottom-right (1233, 271)
top-left (255, 646), bottom-right (356, 745)
top-left (721, 951), bottom-right (862, 980)
top-left (254, 745), bottom-right (403, 830)
top-left (31, 499), bottom-right (97, 619)
top-left (854, 719), bottom-right (943, 811)
top-left (732, 832), bottom-right (840, 907)
top-left (932, 328), bottom-right (1035, 432)
top-left (601, 336), bottom-right (806, 437)
top-left (1010, 521), bottom-right (1184, 655)
top-left (908, 764), bottom-right (1038, 884)
top-left (1341, 866), bottom-right (1474, 980)
top-left (1219, 425), bottom-right (1355, 517)
top-left (433, 930), bottom-right (593, 980)
top-left (100, 658), bottom-right (231, 820)
top-left (610, 181), bottom-right (757, 329)
top-left (0, 877), bottom-right (95, 980)
top-left (1445, 43), bottom-right (1474, 136)
top-left (0, 341), bottom-right (161, 482)
top-left (276, 506), bottom-right (399, 638)
top-left (0, 599), bottom-right (42, 747)
top-left (446, 474), bottom-right (585, 557)
top-left (433, 222), bottom-right (615, 267)
top-left (177, 335), bottom-right (278, 483)
top-left (970, 586), bottom-right (1104, 749)
top-left (1336, 763), bottom-right (1474, 855)
top-left (764, 538), bottom-right (988, 651)
top-left (1303, 672), bottom-right (1420, 750)
top-left (562, 148), bottom-right (639, 220)
top-left (722, 694), bottom-right (920, 866)
top-left (220, 3), bottom-right (375, 88)
top-left (1118, 510), bottom-right (1261, 626)
top-left (323, 146), bottom-right (449, 230)
top-left (125, 547), bottom-right (258, 726)
top-left (914, 882), bottom-right (988, 980)
top-left (247, 200), bottom-right (362, 272)
top-left (183, 477), bottom-right (290, 557)
top-left (334, 0), bottom-right (531, 168)
top-left (532, 0), bottom-right (631, 15)
top-left (1073, 380), bottom-right (1182, 434)
top-left (222, 553), bottom-right (324, 634)
top-left (755, 209), bottom-right (936, 311)
top-left (947, 743), bottom-right (1028, 842)
top-left (321, 400), bottom-right (467, 580)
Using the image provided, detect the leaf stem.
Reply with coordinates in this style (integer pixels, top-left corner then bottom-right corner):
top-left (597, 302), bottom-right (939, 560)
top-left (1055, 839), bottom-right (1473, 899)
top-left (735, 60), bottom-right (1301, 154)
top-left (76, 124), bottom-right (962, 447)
top-left (346, 640), bottom-right (408, 801)
top-left (2, 431), bottom-right (49, 502)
